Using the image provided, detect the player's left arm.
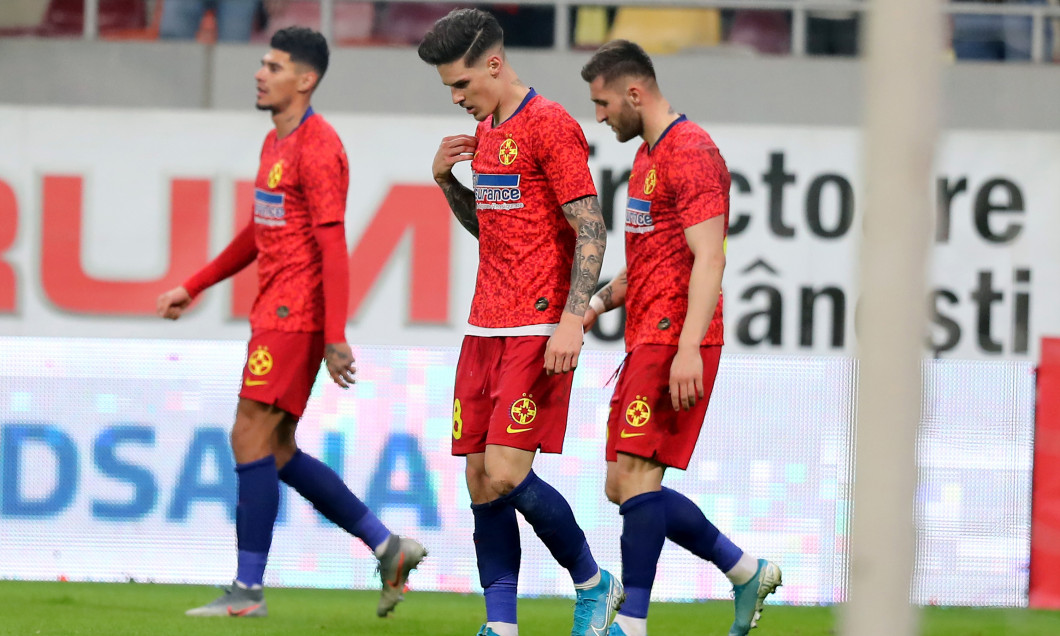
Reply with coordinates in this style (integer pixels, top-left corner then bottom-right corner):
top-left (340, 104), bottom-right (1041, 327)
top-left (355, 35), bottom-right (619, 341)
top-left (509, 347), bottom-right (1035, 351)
top-left (545, 195), bottom-right (607, 375)
top-left (671, 215), bottom-right (726, 411)
top-left (670, 143), bottom-right (729, 411)
top-left (313, 222), bottom-right (356, 389)
top-left (305, 126), bottom-right (356, 388)
top-left (537, 110), bottom-right (606, 375)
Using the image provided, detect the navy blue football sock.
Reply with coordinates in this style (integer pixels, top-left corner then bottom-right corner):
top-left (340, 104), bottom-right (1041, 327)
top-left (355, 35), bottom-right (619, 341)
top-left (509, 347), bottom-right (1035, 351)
top-left (660, 486), bottom-right (741, 571)
top-left (472, 499), bottom-right (521, 624)
top-left (235, 456), bottom-right (279, 586)
top-left (278, 449), bottom-right (390, 550)
top-left (502, 470), bottom-right (598, 585)
top-left (617, 490), bottom-right (666, 619)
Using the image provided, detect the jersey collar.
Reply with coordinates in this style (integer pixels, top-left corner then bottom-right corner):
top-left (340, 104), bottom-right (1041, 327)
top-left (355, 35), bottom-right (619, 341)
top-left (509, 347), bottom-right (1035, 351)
top-left (495, 88), bottom-right (537, 128)
top-left (649, 114), bottom-right (687, 152)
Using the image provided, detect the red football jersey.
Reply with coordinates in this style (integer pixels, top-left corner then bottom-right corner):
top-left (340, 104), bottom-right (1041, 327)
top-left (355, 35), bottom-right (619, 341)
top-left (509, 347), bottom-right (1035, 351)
top-left (468, 90), bottom-right (597, 330)
top-left (623, 117), bottom-right (729, 350)
top-left (251, 109), bottom-right (349, 333)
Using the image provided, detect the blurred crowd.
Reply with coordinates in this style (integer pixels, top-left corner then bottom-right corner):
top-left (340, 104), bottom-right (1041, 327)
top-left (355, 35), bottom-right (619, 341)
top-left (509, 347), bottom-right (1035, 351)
top-left (1, 0), bottom-right (1058, 61)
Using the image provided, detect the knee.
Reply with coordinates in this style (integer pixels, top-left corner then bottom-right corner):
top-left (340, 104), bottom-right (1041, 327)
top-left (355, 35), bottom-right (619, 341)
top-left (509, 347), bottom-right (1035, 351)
top-left (229, 420), bottom-right (248, 447)
top-left (483, 462), bottom-right (527, 498)
top-left (230, 410), bottom-right (261, 447)
top-left (465, 461), bottom-right (493, 502)
top-left (488, 475), bottom-right (518, 498)
top-left (273, 444), bottom-right (297, 468)
top-left (466, 460), bottom-right (487, 485)
top-left (604, 474), bottom-right (623, 505)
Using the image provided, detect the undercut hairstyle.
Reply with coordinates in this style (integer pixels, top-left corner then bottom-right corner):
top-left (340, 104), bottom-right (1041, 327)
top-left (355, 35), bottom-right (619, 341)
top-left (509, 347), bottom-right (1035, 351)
top-left (271, 26), bottom-right (330, 83)
top-left (580, 39), bottom-right (656, 85)
top-left (417, 8), bottom-right (504, 66)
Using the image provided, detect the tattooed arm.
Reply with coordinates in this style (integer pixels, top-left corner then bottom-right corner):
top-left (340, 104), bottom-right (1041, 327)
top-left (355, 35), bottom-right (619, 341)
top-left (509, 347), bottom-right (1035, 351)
top-left (432, 134), bottom-right (479, 238)
top-left (582, 267), bottom-right (627, 332)
top-left (439, 176), bottom-right (479, 238)
top-left (544, 195), bottom-right (607, 375)
top-left (561, 195), bottom-right (608, 316)
top-left (595, 267), bottom-right (628, 311)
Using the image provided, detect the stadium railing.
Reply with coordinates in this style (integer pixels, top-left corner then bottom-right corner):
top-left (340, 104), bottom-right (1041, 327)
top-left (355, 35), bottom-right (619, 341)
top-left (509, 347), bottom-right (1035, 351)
top-left (63, 0), bottom-right (1060, 63)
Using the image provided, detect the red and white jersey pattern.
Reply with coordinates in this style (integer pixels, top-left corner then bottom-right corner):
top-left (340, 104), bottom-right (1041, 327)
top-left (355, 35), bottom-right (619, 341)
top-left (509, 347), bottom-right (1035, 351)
top-left (251, 109), bottom-right (349, 333)
top-left (624, 117), bottom-right (730, 350)
top-left (467, 89), bottom-right (597, 332)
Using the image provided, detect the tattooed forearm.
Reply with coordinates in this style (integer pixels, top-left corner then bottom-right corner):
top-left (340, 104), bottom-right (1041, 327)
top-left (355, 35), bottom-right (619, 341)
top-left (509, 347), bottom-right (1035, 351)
top-left (598, 269), bottom-right (627, 310)
top-left (596, 284), bottom-right (614, 310)
top-left (440, 177), bottom-right (479, 238)
top-left (325, 343), bottom-right (350, 362)
top-left (594, 268), bottom-right (627, 311)
top-left (562, 196), bottom-right (607, 316)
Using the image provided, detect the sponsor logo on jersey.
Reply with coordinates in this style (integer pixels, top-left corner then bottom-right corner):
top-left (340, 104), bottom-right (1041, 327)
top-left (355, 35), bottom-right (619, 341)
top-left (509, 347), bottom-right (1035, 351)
top-left (473, 173), bottom-right (524, 211)
top-left (625, 197), bottom-right (655, 233)
top-left (254, 189), bottom-right (286, 226)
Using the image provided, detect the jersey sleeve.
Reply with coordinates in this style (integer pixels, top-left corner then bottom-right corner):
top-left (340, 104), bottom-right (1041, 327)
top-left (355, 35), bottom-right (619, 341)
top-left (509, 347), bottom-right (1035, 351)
top-left (671, 144), bottom-right (729, 229)
top-left (301, 122), bottom-right (350, 226)
top-left (532, 108), bottom-right (597, 206)
top-left (182, 221), bottom-right (258, 298)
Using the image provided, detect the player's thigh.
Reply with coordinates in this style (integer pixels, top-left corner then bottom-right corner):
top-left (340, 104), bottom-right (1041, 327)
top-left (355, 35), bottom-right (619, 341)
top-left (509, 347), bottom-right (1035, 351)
top-left (452, 336), bottom-right (503, 456)
top-left (232, 397), bottom-right (290, 463)
top-left (606, 345), bottom-right (672, 462)
top-left (239, 330), bottom-right (323, 419)
top-left (486, 336), bottom-right (573, 454)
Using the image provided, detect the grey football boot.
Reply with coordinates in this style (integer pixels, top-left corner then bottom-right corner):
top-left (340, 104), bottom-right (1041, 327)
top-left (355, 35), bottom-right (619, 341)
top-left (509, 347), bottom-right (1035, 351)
top-left (376, 535), bottom-right (428, 617)
top-left (185, 580), bottom-right (267, 617)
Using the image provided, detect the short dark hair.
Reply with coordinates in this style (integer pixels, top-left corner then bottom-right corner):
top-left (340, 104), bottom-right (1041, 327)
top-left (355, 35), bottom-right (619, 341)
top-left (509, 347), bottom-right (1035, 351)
top-left (417, 8), bottom-right (504, 66)
top-left (580, 39), bottom-right (656, 85)
top-left (271, 26), bottom-right (329, 83)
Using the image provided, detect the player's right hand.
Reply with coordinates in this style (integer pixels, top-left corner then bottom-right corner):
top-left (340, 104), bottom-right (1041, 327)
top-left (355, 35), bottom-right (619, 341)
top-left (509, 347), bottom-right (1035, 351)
top-left (545, 314), bottom-right (583, 375)
top-left (156, 286), bottom-right (192, 320)
top-left (432, 135), bottom-right (477, 184)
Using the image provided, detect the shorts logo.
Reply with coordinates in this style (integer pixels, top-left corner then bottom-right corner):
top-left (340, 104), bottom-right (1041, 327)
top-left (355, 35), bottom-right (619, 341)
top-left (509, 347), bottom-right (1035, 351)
top-left (507, 393), bottom-right (537, 433)
top-left (625, 197), bottom-right (654, 234)
top-left (643, 168), bottom-right (657, 195)
top-left (452, 398), bottom-right (463, 440)
top-left (621, 396), bottom-right (650, 438)
top-left (254, 189), bottom-right (286, 227)
top-left (498, 137), bottom-right (519, 165)
top-left (267, 161), bottom-right (283, 188)
top-left (625, 395), bottom-right (651, 427)
top-left (248, 346), bottom-right (273, 376)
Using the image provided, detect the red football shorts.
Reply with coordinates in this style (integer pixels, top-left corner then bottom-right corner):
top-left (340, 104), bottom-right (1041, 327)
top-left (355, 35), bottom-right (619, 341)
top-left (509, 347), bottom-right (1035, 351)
top-left (238, 330), bottom-right (325, 418)
top-left (605, 344), bottom-right (722, 470)
top-left (452, 335), bottom-right (574, 455)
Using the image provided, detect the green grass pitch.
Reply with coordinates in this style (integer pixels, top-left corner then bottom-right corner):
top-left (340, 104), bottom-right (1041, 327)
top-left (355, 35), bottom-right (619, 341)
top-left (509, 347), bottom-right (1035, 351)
top-left (0, 581), bottom-right (1057, 635)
